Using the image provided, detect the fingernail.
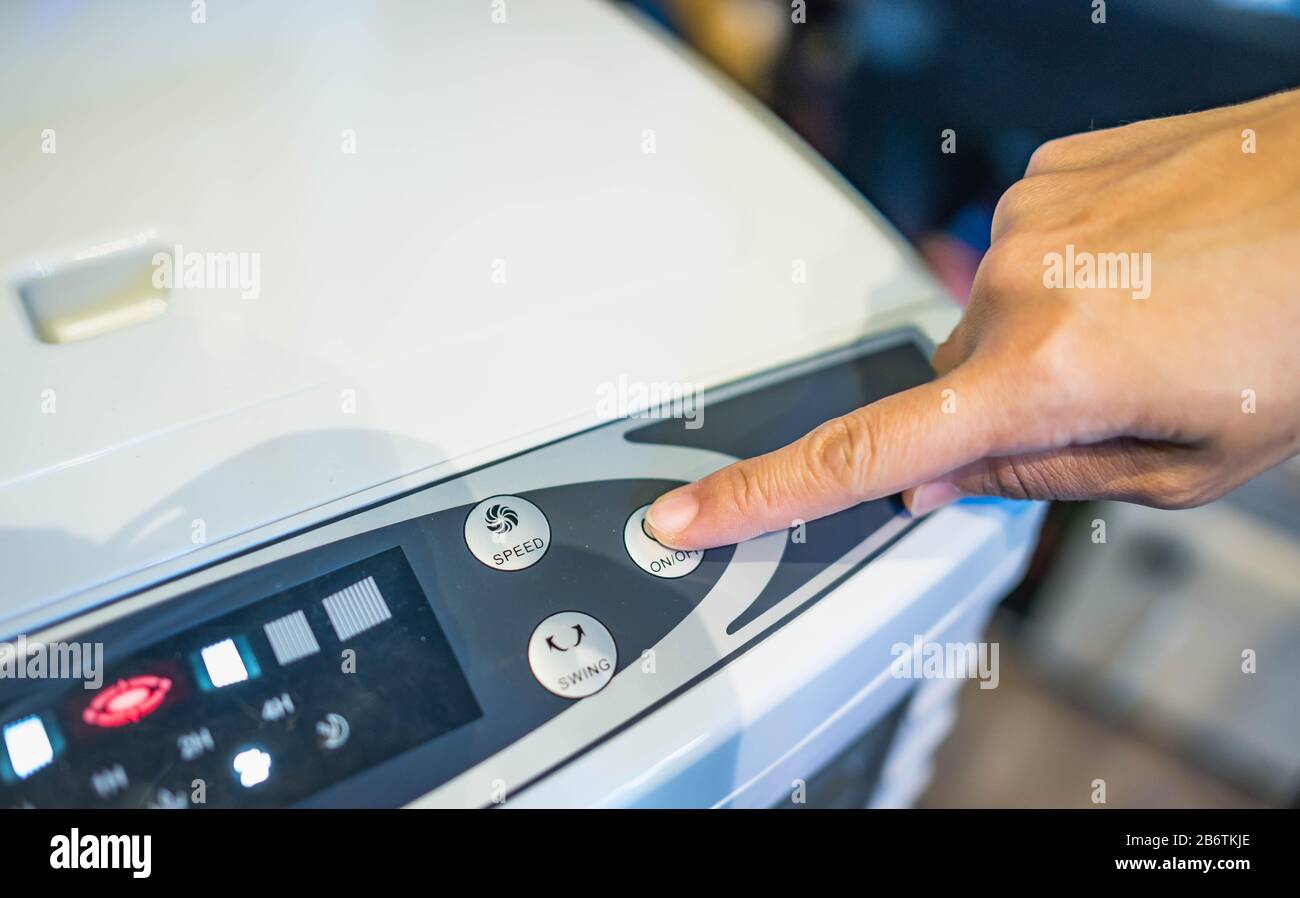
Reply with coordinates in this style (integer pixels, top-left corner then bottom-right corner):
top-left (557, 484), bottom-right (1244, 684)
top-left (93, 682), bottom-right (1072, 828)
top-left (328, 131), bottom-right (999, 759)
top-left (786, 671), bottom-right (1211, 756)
top-left (909, 481), bottom-right (964, 517)
top-left (646, 488), bottom-right (699, 538)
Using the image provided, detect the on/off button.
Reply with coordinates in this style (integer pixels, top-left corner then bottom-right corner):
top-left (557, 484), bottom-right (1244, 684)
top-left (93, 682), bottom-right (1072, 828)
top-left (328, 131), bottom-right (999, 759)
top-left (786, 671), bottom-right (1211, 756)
top-left (624, 504), bottom-right (703, 578)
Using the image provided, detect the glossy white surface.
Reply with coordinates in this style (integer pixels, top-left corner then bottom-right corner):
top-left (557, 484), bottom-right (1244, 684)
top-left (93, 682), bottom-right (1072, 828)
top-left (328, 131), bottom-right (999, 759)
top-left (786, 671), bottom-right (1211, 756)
top-left (0, 0), bottom-right (946, 627)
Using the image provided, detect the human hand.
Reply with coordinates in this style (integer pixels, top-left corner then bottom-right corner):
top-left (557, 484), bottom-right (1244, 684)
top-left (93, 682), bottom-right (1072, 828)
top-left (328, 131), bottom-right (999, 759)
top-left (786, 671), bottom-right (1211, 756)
top-left (646, 89), bottom-right (1300, 550)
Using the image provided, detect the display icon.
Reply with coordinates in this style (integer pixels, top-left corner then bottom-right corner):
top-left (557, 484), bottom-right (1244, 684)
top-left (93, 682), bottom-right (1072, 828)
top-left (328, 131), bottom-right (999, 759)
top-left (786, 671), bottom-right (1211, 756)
top-left (90, 764), bottom-right (129, 799)
top-left (232, 747), bottom-right (272, 788)
top-left (2, 715), bottom-right (56, 781)
top-left (262, 609), bottom-right (320, 666)
top-left (321, 576), bottom-right (392, 642)
top-left (83, 675), bottom-right (173, 728)
top-left (149, 788), bottom-right (189, 809)
top-left (191, 636), bottom-right (260, 691)
top-left (202, 639), bottom-right (248, 687)
top-left (316, 713), bottom-right (350, 750)
top-left (177, 727), bottom-right (215, 762)
top-left (261, 693), bottom-right (295, 722)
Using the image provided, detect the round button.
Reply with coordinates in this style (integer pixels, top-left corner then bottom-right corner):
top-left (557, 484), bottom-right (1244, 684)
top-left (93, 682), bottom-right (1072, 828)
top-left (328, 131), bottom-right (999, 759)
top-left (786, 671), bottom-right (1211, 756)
top-left (527, 612), bottom-right (618, 699)
top-left (464, 495), bottom-right (551, 572)
top-left (624, 504), bottom-right (704, 578)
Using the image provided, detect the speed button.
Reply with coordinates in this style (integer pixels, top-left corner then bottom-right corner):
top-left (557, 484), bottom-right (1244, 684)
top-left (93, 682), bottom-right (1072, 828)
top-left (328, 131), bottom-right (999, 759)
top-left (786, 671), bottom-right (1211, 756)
top-left (528, 612), bottom-right (617, 699)
top-left (624, 504), bottom-right (703, 578)
top-left (464, 495), bottom-right (551, 572)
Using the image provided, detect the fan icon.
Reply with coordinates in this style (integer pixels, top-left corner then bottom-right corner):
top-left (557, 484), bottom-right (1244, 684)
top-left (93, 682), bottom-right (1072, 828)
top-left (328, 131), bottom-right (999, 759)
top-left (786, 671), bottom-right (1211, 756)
top-left (484, 504), bottom-right (519, 534)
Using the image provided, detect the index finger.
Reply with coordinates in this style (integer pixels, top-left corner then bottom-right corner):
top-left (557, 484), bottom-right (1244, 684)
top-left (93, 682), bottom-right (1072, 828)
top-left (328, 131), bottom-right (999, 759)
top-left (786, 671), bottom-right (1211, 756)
top-left (644, 363), bottom-right (1017, 550)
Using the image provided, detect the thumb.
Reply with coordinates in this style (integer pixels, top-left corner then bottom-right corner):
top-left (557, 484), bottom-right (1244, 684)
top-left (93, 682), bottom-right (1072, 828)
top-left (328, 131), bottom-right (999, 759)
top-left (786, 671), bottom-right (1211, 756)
top-left (903, 438), bottom-right (1204, 512)
top-left (645, 366), bottom-right (1016, 550)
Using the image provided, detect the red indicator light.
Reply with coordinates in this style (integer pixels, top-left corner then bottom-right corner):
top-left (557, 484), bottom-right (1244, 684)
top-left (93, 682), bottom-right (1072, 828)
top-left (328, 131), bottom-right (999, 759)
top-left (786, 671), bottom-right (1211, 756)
top-left (83, 675), bottom-right (173, 728)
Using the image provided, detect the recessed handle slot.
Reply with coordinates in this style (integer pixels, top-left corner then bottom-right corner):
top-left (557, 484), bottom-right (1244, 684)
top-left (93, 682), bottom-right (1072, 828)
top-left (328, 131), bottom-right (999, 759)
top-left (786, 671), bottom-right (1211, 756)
top-left (17, 243), bottom-right (169, 344)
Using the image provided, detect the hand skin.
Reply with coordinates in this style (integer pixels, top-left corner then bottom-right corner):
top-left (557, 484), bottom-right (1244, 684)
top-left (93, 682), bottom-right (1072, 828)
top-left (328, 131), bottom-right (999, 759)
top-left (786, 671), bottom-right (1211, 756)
top-left (647, 89), bottom-right (1300, 550)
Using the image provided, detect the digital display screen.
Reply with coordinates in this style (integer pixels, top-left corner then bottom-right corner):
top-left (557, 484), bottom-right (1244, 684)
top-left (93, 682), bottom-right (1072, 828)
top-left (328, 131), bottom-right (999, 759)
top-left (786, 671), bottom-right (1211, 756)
top-left (0, 548), bottom-right (481, 808)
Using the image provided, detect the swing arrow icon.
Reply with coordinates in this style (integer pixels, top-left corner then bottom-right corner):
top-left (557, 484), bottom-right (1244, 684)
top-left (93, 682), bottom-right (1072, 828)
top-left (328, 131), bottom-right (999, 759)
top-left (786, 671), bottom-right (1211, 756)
top-left (545, 624), bottom-right (586, 652)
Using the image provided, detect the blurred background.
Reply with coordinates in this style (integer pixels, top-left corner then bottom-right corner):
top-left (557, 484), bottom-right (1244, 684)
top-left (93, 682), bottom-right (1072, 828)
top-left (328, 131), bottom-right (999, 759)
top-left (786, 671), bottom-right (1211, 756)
top-left (622, 0), bottom-right (1300, 808)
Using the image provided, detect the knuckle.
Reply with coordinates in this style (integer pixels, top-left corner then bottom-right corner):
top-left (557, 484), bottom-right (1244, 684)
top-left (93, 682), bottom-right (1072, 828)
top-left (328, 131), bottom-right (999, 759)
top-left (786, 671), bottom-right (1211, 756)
top-left (719, 459), bottom-right (772, 517)
top-left (1025, 136), bottom-right (1079, 176)
top-left (806, 414), bottom-right (875, 498)
top-left (992, 172), bottom-right (1076, 243)
top-left (978, 233), bottom-right (1039, 295)
top-left (1141, 469), bottom-right (1214, 510)
top-left (977, 240), bottom-right (1018, 291)
top-left (992, 178), bottom-right (1034, 230)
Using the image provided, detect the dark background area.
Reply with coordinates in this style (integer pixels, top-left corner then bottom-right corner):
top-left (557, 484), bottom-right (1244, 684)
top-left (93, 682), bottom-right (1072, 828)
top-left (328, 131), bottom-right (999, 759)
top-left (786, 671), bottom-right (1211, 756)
top-left (634, 0), bottom-right (1300, 233)
top-left (631, 0), bottom-right (1300, 298)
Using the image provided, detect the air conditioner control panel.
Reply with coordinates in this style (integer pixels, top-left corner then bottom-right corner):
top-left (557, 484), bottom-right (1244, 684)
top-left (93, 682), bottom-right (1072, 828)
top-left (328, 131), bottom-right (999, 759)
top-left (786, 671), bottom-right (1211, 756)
top-left (0, 330), bottom-right (935, 808)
